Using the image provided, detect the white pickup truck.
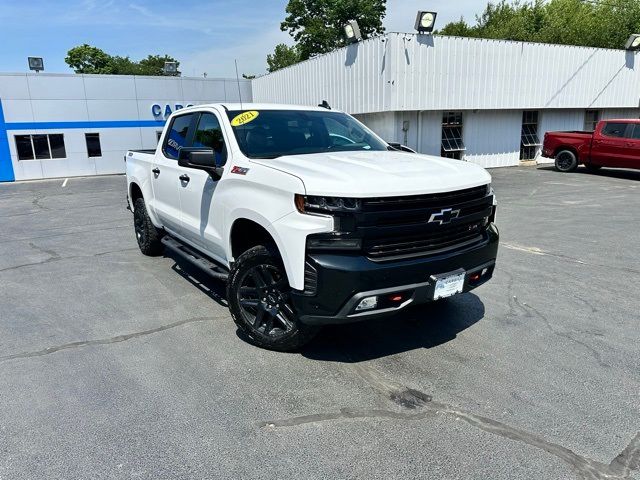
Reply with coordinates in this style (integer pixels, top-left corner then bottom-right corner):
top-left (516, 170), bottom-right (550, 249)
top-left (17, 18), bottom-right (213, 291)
top-left (126, 103), bottom-right (499, 351)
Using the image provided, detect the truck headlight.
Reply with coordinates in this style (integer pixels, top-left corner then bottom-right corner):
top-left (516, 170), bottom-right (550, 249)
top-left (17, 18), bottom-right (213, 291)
top-left (295, 194), bottom-right (361, 214)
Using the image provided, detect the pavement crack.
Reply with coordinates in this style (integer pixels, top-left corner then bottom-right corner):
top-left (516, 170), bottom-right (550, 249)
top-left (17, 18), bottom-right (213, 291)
top-left (609, 433), bottom-right (640, 477)
top-left (0, 247), bottom-right (138, 273)
top-left (513, 298), bottom-right (610, 368)
top-left (262, 363), bottom-right (639, 480)
top-left (0, 316), bottom-right (214, 363)
top-left (501, 242), bottom-right (640, 275)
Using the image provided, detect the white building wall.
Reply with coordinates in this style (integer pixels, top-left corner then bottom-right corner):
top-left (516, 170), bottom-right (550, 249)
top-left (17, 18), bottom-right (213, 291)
top-left (253, 34), bottom-right (640, 114)
top-left (0, 73), bottom-right (252, 181)
top-left (464, 110), bottom-right (523, 168)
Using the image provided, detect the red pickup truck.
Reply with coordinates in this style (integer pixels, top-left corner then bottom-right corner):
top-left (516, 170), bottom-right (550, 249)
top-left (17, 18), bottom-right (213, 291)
top-left (542, 119), bottom-right (640, 172)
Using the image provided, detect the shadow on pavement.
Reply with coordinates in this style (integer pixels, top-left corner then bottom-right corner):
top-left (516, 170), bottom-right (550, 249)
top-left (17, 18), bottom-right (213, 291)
top-left (302, 293), bottom-right (485, 363)
top-left (164, 248), bottom-right (485, 361)
top-left (165, 251), bottom-right (228, 308)
top-left (537, 164), bottom-right (640, 181)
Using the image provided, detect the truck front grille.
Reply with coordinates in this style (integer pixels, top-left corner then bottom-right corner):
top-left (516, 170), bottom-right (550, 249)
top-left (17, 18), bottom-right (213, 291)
top-left (356, 185), bottom-right (493, 262)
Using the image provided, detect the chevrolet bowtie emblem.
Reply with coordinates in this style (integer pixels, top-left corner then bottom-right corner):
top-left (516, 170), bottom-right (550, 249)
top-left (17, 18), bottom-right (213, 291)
top-left (428, 208), bottom-right (461, 225)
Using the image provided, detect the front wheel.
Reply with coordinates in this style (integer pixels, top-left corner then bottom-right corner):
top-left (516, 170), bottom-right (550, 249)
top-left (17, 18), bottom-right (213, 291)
top-left (555, 150), bottom-right (578, 172)
top-left (227, 245), bottom-right (319, 351)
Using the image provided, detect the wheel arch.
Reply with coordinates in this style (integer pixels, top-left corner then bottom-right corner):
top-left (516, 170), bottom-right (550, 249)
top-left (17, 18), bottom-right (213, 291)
top-left (554, 145), bottom-right (579, 159)
top-left (129, 182), bottom-right (144, 208)
top-left (230, 218), bottom-right (278, 259)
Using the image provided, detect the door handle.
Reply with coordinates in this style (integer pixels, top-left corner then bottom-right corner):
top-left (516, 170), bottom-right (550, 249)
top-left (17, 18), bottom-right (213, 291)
top-left (179, 174), bottom-right (190, 183)
top-left (152, 168), bottom-right (160, 175)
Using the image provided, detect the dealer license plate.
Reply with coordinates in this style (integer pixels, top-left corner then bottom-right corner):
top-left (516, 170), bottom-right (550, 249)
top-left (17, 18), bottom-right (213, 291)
top-left (433, 271), bottom-right (465, 300)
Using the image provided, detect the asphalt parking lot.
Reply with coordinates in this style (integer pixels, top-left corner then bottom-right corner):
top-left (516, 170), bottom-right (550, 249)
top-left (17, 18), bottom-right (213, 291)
top-left (1, 166), bottom-right (639, 480)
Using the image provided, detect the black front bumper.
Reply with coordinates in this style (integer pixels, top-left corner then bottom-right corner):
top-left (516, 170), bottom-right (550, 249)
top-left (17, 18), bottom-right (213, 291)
top-left (292, 224), bottom-right (499, 325)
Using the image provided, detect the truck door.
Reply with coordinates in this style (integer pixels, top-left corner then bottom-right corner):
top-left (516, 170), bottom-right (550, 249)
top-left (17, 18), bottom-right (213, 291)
top-left (177, 111), bottom-right (228, 263)
top-left (590, 121), bottom-right (629, 167)
top-left (152, 112), bottom-right (197, 234)
top-left (624, 124), bottom-right (640, 169)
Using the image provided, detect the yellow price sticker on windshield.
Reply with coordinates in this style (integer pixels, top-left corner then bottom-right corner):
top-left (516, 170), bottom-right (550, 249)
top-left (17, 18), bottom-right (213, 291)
top-left (231, 110), bottom-right (259, 127)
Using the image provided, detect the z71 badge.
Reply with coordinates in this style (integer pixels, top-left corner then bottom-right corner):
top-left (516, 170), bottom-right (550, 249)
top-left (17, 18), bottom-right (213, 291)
top-left (231, 166), bottom-right (250, 175)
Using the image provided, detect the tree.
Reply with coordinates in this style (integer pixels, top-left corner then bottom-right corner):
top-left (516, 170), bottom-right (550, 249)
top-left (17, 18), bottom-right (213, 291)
top-left (65, 45), bottom-right (113, 74)
top-left (65, 45), bottom-right (180, 76)
top-left (267, 44), bottom-right (301, 72)
top-left (437, 0), bottom-right (640, 50)
top-left (266, 0), bottom-right (386, 71)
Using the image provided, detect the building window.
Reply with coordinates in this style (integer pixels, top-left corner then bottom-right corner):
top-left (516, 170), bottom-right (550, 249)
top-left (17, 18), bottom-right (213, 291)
top-left (441, 112), bottom-right (465, 160)
top-left (520, 111), bottom-right (541, 161)
top-left (584, 110), bottom-right (600, 132)
top-left (85, 133), bottom-right (102, 157)
top-left (14, 134), bottom-right (66, 160)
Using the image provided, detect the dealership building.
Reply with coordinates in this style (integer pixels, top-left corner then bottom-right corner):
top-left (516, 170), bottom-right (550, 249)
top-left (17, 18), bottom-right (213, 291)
top-left (1, 33), bottom-right (639, 182)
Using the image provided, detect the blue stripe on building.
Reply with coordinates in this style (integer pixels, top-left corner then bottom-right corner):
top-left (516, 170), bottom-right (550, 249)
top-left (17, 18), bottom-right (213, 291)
top-left (5, 120), bottom-right (165, 130)
top-left (0, 97), bottom-right (166, 182)
top-left (0, 99), bottom-right (15, 182)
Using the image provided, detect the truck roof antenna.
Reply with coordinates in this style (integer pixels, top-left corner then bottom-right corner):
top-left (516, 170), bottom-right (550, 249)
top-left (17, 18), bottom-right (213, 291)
top-left (319, 100), bottom-right (331, 110)
top-left (235, 59), bottom-right (243, 110)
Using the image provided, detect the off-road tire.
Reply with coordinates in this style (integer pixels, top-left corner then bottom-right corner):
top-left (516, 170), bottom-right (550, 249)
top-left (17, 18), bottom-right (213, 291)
top-left (227, 245), bottom-right (319, 351)
top-left (133, 197), bottom-right (164, 256)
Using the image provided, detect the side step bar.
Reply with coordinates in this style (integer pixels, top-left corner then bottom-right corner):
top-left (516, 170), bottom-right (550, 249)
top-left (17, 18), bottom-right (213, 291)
top-left (161, 236), bottom-right (229, 282)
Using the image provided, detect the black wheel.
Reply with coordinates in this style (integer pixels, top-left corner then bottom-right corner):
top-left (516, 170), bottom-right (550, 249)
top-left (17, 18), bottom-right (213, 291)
top-left (133, 197), bottom-right (164, 256)
top-left (584, 163), bottom-right (602, 173)
top-left (555, 150), bottom-right (578, 172)
top-left (227, 245), bottom-right (319, 351)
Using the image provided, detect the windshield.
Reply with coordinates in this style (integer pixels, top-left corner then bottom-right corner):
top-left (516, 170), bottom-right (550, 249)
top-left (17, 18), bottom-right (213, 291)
top-left (226, 109), bottom-right (388, 159)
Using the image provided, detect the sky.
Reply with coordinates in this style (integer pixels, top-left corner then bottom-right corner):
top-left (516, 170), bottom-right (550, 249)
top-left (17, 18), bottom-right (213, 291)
top-left (0, 0), bottom-right (482, 77)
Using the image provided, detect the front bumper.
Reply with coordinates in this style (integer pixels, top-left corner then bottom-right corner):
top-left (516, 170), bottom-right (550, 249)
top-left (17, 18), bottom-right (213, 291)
top-left (291, 224), bottom-right (499, 325)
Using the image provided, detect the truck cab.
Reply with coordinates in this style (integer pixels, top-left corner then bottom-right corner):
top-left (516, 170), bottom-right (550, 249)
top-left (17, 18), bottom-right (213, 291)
top-left (126, 103), bottom-right (499, 351)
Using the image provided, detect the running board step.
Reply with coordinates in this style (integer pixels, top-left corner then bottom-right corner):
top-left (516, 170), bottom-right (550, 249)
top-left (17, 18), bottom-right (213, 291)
top-left (161, 236), bottom-right (229, 282)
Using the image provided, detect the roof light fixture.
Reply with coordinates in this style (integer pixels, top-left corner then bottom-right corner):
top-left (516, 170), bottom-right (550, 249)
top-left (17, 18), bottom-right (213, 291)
top-left (625, 34), bottom-right (640, 51)
top-left (163, 61), bottom-right (178, 75)
top-left (344, 20), bottom-right (362, 44)
top-left (28, 57), bottom-right (44, 72)
top-left (415, 11), bottom-right (437, 34)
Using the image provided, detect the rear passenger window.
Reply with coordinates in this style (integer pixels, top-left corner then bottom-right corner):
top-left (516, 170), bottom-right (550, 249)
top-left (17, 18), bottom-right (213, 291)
top-left (632, 125), bottom-right (640, 140)
top-left (601, 122), bottom-right (628, 138)
top-left (193, 113), bottom-right (227, 165)
top-left (163, 114), bottom-right (194, 159)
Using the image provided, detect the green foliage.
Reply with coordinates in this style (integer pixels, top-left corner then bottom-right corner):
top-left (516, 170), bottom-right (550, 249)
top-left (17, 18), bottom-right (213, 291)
top-left (65, 45), bottom-right (180, 75)
top-left (267, 44), bottom-right (302, 72)
top-left (65, 45), bottom-right (113, 74)
top-left (438, 0), bottom-right (640, 50)
top-left (267, 0), bottom-right (386, 71)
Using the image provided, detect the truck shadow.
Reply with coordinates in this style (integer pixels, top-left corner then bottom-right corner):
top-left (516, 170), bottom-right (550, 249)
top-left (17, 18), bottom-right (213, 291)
top-left (302, 293), bottom-right (485, 362)
top-left (167, 256), bottom-right (228, 308)
top-left (164, 250), bottom-right (485, 361)
top-left (537, 165), bottom-right (640, 181)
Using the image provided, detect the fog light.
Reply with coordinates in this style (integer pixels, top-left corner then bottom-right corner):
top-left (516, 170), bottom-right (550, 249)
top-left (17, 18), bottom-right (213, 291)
top-left (355, 296), bottom-right (378, 312)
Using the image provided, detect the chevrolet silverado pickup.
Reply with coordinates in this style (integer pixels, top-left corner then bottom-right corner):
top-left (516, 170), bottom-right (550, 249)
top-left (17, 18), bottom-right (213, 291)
top-left (125, 103), bottom-right (499, 351)
top-left (542, 119), bottom-right (640, 172)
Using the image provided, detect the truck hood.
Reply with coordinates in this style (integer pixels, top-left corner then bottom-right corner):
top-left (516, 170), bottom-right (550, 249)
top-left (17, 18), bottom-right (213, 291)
top-left (251, 150), bottom-right (491, 197)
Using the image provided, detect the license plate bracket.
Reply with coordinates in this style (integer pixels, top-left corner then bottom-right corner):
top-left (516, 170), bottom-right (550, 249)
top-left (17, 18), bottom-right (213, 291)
top-left (432, 269), bottom-right (466, 300)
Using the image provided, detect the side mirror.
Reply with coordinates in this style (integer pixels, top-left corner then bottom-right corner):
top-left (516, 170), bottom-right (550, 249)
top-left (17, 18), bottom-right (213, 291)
top-left (178, 148), bottom-right (224, 180)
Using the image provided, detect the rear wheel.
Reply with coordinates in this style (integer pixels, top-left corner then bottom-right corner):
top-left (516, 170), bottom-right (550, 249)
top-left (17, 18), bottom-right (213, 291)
top-left (133, 197), bottom-right (164, 256)
top-left (227, 245), bottom-right (319, 351)
top-left (555, 150), bottom-right (578, 172)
